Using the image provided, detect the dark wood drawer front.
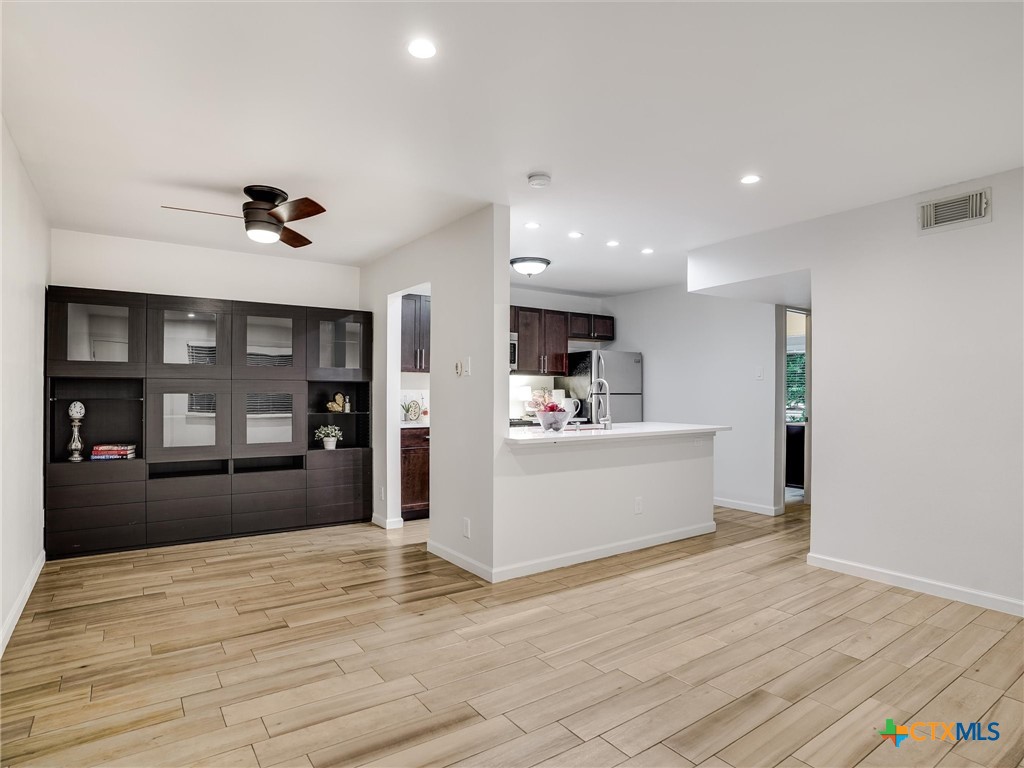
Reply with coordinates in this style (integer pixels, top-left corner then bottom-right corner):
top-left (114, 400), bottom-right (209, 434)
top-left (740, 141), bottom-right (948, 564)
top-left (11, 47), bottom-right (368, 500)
top-left (232, 489), bottom-right (306, 515)
top-left (147, 475), bottom-right (231, 501)
top-left (146, 496), bottom-right (231, 523)
top-left (306, 448), bottom-right (368, 470)
top-left (400, 429), bottom-right (430, 448)
top-left (307, 501), bottom-right (370, 526)
top-left (47, 524), bottom-right (146, 557)
top-left (46, 502), bottom-right (146, 532)
top-left (47, 461), bottom-right (146, 487)
top-left (147, 516), bottom-right (231, 545)
top-left (307, 483), bottom-right (366, 508)
top-left (46, 481), bottom-right (146, 510)
top-left (232, 508), bottom-right (306, 535)
top-left (232, 469), bottom-right (306, 495)
top-left (306, 467), bottom-right (363, 489)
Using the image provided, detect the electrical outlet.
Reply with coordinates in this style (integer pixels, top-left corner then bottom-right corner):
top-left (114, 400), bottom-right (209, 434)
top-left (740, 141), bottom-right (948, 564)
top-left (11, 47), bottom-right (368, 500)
top-left (634, 496), bottom-right (643, 515)
top-left (462, 517), bottom-right (471, 538)
top-left (379, 486), bottom-right (385, 501)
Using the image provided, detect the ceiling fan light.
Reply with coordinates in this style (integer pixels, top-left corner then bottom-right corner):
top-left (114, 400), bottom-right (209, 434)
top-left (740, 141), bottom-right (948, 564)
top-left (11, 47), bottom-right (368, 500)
top-left (245, 219), bottom-right (282, 244)
top-left (510, 257), bottom-right (550, 276)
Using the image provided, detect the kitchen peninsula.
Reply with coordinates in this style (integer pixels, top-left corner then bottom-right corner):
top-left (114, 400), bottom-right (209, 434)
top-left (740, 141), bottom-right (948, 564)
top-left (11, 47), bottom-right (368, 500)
top-left (490, 422), bottom-right (730, 581)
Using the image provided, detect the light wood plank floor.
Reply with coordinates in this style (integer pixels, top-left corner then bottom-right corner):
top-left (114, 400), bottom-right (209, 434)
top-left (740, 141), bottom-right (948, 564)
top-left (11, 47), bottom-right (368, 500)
top-left (2, 505), bottom-right (1021, 768)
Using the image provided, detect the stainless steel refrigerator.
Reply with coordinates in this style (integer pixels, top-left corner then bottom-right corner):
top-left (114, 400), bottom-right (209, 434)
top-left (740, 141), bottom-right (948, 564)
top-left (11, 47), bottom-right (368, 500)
top-left (555, 350), bottom-right (643, 424)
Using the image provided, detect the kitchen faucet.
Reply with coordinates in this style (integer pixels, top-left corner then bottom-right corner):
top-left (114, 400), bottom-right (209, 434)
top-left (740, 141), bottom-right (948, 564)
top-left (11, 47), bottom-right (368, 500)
top-left (590, 377), bottom-right (612, 430)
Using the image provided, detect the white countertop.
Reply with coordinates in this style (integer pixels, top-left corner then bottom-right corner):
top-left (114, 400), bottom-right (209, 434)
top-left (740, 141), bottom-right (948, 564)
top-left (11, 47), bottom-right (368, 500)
top-left (400, 422), bottom-right (429, 429)
top-left (505, 421), bottom-right (731, 446)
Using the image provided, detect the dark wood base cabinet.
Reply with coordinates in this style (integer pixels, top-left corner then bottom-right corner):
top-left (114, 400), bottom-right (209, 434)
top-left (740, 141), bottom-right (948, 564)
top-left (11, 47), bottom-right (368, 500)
top-left (401, 428), bottom-right (429, 520)
top-left (44, 286), bottom-right (374, 559)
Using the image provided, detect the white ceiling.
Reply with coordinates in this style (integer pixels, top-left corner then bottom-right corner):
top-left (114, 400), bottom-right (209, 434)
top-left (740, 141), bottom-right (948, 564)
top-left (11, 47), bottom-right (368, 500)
top-left (4, 2), bottom-right (1021, 296)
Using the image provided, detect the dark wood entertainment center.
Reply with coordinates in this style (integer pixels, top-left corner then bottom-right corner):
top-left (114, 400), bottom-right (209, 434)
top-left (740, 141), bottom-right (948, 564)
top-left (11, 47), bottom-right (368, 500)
top-left (44, 285), bottom-right (373, 558)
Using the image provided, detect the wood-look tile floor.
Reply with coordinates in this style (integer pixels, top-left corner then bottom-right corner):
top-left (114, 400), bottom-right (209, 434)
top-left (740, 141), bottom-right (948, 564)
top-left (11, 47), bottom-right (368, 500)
top-left (2, 505), bottom-right (1022, 768)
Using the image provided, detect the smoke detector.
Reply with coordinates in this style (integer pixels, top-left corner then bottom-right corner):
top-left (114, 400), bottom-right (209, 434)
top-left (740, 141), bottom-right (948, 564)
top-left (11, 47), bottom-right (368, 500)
top-left (527, 172), bottom-right (551, 189)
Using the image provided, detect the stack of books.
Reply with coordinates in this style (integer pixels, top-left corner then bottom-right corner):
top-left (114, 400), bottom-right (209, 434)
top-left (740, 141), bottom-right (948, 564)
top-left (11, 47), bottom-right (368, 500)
top-left (90, 444), bottom-right (136, 461)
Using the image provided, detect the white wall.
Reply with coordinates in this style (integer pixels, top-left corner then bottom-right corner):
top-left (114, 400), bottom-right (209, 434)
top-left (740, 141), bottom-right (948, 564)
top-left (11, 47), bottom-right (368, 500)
top-left (1, 119), bottom-right (50, 653)
top-left (604, 284), bottom-right (780, 515)
top-left (51, 230), bottom-right (360, 309)
top-left (688, 168), bottom-right (1024, 615)
top-left (359, 205), bottom-right (510, 577)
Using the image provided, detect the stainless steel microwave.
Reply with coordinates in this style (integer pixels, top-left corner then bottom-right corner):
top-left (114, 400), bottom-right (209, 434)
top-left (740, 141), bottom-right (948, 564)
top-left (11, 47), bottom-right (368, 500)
top-left (509, 333), bottom-right (518, 371)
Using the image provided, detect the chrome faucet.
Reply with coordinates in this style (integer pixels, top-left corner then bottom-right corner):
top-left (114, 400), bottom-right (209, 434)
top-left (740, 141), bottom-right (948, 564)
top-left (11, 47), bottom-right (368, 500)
top-left (590, 377), bottom-right (612, 430)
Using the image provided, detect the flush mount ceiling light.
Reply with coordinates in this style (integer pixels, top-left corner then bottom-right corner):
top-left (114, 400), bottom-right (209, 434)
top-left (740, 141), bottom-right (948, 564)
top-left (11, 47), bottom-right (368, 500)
top-left (740, 174), bottom-right (761, 184)
top-left (641, 248), bottom-right (654, 255)
top-left (524, 222), bottom-right (540, 229)
top-left (510, 257), bottom-right (550, 276)
top-left (568, 231), bottom-right (583, 239)
top-left (527, 172), bottom-right (551, 189)
top-left (407, 39), bottom-right (437, 58)
top-left (187, 313), bottom-right (196, 318)
top-left (606, 240), bottom-right (620, 247)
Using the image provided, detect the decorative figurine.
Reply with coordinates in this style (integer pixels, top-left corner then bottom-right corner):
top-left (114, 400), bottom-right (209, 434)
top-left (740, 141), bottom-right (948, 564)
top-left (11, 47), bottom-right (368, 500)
top-left (68, 400), bottom-right (85, 463)
top-left (344, 395), bottom-right (351, 413)
top-left (326, 392), bottom-right (345, 413)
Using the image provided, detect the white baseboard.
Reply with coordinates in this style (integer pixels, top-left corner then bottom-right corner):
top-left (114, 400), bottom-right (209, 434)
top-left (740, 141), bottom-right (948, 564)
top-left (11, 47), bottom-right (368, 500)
top-left (2, 549), bottom-right (45, 657)
top-left (715, 497), bottom-right (784, 517)
top-left (490, 521), bottom-right (718, 583)
top-left (371, 514), bottom-right (404, 530)
top-left (426, 540), bottom-right (493, 581)
top-left (807, 552), bottom-right (1024, 617)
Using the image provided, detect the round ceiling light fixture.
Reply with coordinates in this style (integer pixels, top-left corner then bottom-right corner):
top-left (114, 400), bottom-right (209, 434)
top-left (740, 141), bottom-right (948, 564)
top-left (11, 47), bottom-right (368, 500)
top-left (407, 39), bottom-right (437, 58)
top-left (568, 231), bottom-right (583, 239)
top-left (510, 257), bottom-right (551, 277)
top-left (527, 172), bottom-right (551, 189)
top-left (641, 248), bottom-right (654, 255)
top-left (245, 219), bottom-right (282, 244)
top-left (524, 221), bottom-right (540, 229)
top-left (606, 240), bottom-right (620, 247)
top-left (740, 174), bottom-right (761, 184)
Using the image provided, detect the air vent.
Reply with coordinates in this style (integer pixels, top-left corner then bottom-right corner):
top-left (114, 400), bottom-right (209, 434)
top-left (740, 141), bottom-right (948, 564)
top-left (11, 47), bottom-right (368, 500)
top-left (919, 188), bottom-right (990, 233)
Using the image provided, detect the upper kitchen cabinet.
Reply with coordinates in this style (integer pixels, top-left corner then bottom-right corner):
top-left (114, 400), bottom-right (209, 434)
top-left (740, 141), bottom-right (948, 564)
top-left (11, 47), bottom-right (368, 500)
top-left (46, 287), bottom-right (146, 377)
top-left (513, 307), bottom-right (568, 375)
top-left (306, 308), bottom-right (372, 381)
top-left (568, 312), bottom-right (616, 341)
top-left (231, 302), bottom-right (306, 380)
top-left (147, 295), bottom-right (232, 379)
top-left (401, 294), bottom-right (431, 372)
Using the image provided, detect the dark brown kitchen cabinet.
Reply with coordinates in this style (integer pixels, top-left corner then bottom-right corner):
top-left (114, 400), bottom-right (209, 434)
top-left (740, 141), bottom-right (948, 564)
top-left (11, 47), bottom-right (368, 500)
top-left (567, 312), bottom-right (615, 341)
top-left (512, 307), bottom-right (568, 375)
top-left (46, 287), bottom-right (147, 377)
top-left (145, 378), bottom-right (232, 462)
top-left (401, 427), bottom-right (429, 520)
top-left (401, 294), bottom-right (431, 372)
top-left (231, 379), bottom-right (306, 458)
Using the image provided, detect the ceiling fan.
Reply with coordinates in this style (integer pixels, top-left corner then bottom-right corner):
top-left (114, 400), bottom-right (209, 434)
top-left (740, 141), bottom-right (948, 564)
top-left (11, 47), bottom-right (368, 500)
top-left (162, 185), bottom-right (325, 248)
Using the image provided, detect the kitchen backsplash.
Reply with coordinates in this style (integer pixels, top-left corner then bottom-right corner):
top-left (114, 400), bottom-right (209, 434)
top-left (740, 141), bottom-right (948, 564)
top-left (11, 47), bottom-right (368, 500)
top-left (400, 390), bottom-right (429, 425)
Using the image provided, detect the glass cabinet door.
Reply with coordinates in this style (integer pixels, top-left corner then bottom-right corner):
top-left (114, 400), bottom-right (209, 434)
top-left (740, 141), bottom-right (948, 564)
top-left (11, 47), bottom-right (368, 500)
top-left (231, 380), bottom-right (305, 457)
top-left (46, 287), bottom-right (146, 377)
top-left (146, 379), bottom-right (231, 461)
top-left (147, 296), bottom-right (232, 379)
top-left (306, 308), bottom-right (372, 381)
top-left (231, 303), bottom-right (306, 380)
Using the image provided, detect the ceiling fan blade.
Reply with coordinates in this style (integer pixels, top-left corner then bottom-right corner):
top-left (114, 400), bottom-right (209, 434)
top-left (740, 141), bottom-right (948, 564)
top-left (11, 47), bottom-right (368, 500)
top-left (161, 205), bottom-right (243, 219)
top-left (280, 226), bottom-right (312, 248)
top-left (268, 197), bottom-right (325, 224)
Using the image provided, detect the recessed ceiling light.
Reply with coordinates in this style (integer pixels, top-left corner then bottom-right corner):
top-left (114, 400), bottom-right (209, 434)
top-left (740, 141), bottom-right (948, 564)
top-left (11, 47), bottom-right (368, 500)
top-left (568, 231), bottom-right (583, 239)
top-left (606, 240), bottom-right (620, 247)
top-left (641, 248), bottom-right (654, 255)
top-left (408, 39), bottom-right (436, 59)
top-left (524, 222), bottom-right (540, 230)
top-left (187, 313), bottom-right (196, 318)
top-left (740, 174), bottom-right (761, 184)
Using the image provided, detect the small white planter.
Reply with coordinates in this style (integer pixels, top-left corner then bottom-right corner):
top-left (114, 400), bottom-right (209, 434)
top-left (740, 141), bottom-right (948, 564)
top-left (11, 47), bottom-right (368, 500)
top-left (323, 438), bottom-right (338, 450)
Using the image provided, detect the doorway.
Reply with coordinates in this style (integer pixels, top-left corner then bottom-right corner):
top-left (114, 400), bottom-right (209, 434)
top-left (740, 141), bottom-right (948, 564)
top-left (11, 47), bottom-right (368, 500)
top-left (784, 309), bottom-right (810, 508)
top-left (398, 285), bottom-right (431, 521)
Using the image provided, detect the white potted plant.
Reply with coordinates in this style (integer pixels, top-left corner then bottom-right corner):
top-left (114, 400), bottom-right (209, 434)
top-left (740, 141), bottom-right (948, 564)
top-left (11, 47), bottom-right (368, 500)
top-left (314, 424), bottom-right (343, 450)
